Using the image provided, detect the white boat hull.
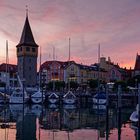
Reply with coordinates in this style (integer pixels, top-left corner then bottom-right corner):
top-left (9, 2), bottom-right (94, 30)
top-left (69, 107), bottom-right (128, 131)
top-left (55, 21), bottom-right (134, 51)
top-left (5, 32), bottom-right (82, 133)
top-left (130, 111), bottom-right (138, 122)
top-left (31, 97), bottom-right (44, 104)
top-left (92, 104), bottom-right (106, 110)
top-left (63, 104), bottom-right (76, 109)
top-left (63, 99), bottom-right (76, 104)
top-left (48, 104), bottom-right (58, 109)
top-left (9, 98), bottom-right (28, 104)
top-left (31, 89), bottom-right (45, 104)
top-left (93, 98), bottom-right (106, 105)
top-left (10, 97), bottom-right (28, 104)
top-left (9, 88), bottom-right (29, 104)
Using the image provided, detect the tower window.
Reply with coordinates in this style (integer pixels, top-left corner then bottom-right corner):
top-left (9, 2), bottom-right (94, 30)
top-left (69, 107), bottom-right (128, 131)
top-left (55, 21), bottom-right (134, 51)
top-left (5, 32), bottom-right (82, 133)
top-left (32, 48), bottom-right (36, 52)
top-left (26, 47), bottom-right (30, 52)
top-left (17, 48), bottom-right (19, 52)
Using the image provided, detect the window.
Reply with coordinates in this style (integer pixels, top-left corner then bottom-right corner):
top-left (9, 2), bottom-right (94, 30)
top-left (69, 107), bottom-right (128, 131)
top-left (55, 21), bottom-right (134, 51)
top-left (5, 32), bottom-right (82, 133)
top-left (17, 48), bottom-right (19, 52)
top-left (26, 47), bottom-right (30, 52)
top-left (29, 66), bottom-right (31, 70)
top-left (32, 48), bottom-right (36, 52)
top-left (20, 47), bottom-right (22, 51)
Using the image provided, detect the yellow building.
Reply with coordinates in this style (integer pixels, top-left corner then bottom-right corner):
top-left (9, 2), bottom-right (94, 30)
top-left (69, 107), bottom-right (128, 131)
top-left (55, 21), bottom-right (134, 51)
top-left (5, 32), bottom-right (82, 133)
top-left (64, 62), bottom-right (107, 85)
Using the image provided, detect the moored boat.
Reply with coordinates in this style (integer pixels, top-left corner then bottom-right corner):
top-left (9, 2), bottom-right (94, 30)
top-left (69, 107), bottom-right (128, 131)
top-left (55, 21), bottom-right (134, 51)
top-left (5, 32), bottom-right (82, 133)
top-left (9, 88), bottom-right (29, 104)
top-left (0, 92), bottom-right (9, 103)
top-left (31, 89), bottom-right (45, 104)
top-left (48, 92), bottom-right (59, 104)
top-left (63, 90), bottom-right (76, 104)
top-left (130, 104), bottom-right (139, 124)
top-left (93, 92), bottom-right (106, 105)
top-left (9, 73), bottom-right (29, 104)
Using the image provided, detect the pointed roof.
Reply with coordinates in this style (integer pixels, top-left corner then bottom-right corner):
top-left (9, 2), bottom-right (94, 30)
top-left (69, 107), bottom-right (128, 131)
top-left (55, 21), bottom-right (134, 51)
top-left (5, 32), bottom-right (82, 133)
top-left (16, 15), bottom-right (38, 47)
top-left (134, 54), bottom-right (140, 70)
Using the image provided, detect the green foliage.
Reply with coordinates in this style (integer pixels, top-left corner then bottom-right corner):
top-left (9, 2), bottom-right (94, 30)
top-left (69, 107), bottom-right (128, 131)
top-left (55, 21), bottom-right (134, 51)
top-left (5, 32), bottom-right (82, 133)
top-left (47, 81), bottom-right (65, 91)
top-left (114, 80), bottom-right (127, 91)
top-left (68, 81), bottom-right (79, 89)
top-left (87, 79), bottom-right (98, 90)
top-left (127, 78), bottom-right (135, 87)
top-left (126, 75), bottom-right (140, 88)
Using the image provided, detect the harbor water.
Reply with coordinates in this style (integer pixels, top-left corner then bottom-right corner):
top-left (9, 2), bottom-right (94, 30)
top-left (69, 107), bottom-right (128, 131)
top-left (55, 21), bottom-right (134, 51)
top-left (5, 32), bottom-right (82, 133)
top-left (0, 104), bottom-right (138, 140)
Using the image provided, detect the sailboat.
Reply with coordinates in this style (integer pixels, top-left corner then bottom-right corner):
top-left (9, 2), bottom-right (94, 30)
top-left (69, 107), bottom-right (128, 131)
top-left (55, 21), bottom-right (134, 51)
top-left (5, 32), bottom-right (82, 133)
top-left (9, 73), bottom-right (29, 103)
top-left (130, 104), bottom-right (138, 123)
top-left (48, 46), bottom-right (59, 104)
top-left (92, 44), bottom-right (106, 105)
top-left (63, 38), bottom-right (76, 105)
top-left (0, 40), bottom-right (10, 104)
top-left (48, 92), bottom-right (59, 104)
top-left (31, 46), bottom-right (45, 104)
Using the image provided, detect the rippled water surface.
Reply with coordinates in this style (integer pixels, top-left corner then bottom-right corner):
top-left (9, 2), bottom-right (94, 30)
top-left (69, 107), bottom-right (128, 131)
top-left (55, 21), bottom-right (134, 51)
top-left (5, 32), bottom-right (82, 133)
top-left (0, 104), bottom-right (138, 140)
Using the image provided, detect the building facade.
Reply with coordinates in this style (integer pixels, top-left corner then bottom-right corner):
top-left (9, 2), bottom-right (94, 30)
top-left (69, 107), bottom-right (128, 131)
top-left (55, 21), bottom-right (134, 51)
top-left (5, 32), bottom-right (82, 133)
top-left (0, 63), bottom-right (17, 87)
top-left (40, 61), bottom-right (66, 85)
top-left (40, 60), bottom-right (107, 86)
top-left (134, 53), bottom-right (140, 76)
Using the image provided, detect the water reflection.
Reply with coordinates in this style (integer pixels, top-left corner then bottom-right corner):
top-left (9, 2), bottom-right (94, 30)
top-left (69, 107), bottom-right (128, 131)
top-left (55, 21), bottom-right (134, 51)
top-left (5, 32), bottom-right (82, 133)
top-left (0, 104), bottom-right (136, 140)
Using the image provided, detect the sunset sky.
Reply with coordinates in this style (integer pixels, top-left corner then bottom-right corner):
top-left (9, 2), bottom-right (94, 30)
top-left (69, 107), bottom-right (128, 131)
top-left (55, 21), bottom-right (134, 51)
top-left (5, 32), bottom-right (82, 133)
top-left (0, 0), bottom-right (140, 69)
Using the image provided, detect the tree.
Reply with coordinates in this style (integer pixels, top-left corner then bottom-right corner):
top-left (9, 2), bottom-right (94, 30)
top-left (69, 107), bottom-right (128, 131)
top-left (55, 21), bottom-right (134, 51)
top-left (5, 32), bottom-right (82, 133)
top-left (113, 80), bottom-right (127, 91)
top-left (47, 81), bottom-right (65, 91)
top-left (87, 79), bottom-right (98, 90)
top-left (67, 81), bottom-right (79, 90)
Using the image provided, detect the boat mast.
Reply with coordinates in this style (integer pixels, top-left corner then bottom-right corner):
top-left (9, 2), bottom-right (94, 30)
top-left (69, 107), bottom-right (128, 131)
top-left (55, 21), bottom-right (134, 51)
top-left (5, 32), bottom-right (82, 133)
top-left (39, 46), bottom-right (41, 89)
top-left (68, 38), bottom-right (71, 91)
top-left (97, 43), bottom-right (100, 93)
top-left (52, 46), bottom-right (55, 91)
top-left (6, 40), bottom-right (9, 92)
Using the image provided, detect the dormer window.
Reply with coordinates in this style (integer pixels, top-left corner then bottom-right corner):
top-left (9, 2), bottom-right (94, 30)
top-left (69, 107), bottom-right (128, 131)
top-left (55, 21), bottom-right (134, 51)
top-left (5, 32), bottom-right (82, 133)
top-left (17, 48), bottom-right (20, 52)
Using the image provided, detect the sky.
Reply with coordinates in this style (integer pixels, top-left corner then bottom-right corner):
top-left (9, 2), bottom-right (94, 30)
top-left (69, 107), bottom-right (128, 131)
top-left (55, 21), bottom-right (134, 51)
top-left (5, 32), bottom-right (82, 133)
top-left (0, 0), bottom-right (140, 69)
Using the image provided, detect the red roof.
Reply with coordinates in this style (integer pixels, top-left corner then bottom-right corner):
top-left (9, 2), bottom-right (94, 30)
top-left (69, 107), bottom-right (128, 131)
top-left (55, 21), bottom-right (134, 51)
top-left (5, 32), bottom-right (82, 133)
top-left (40, 60), bottom-right (75, 71)
top-left (0, 63), bottom-right (17, 73)
top-left (134, 54), bottom-right (140, 70)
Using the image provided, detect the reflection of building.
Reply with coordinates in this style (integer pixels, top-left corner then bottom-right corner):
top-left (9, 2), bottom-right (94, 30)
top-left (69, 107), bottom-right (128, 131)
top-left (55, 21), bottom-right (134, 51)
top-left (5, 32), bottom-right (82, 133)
top-left (16, 13), bottom-right (38, 87)
top-left (16, 114), bottom-right (36, 140)
top-left (40, 109), bottom-right (60, 130)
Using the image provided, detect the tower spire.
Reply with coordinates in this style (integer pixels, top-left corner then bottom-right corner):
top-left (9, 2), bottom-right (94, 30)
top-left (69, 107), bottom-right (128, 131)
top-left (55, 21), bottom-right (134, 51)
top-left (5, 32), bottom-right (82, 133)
top-left (26, 5), bottom-right (28, 17)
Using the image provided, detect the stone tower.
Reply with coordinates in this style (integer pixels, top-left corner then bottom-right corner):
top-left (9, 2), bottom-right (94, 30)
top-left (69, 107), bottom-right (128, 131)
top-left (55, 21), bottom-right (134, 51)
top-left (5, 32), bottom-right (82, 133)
top-left (16, 14), bottom-right (38, 87)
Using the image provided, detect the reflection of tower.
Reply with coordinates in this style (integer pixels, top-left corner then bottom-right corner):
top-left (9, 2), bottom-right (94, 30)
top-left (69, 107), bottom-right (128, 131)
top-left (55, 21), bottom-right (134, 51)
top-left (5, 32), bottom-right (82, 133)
top-left (16, 11), bottom-right (38, 87)
top-left (16, 114), bottom-right (37, 140)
